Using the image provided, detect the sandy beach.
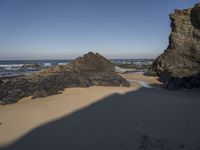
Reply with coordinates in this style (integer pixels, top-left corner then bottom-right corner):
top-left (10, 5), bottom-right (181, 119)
top-left (0, 86), bottom-right (135, 147)
top-left (0, 73), bottom-right (200, 150)
top-left (1, 0), bottom-right (200, 149)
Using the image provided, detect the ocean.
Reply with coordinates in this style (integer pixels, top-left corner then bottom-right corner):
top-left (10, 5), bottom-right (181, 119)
top-left (0, 59), bottom-right (153, 77)
top-left (0, 60), bottom-right (70, 77)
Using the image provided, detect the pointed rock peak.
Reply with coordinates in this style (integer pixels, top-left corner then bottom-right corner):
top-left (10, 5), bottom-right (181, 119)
top-left (72, 52), bottom-right (114, 71)
top-left (0, 52), bottom-right (130, 104)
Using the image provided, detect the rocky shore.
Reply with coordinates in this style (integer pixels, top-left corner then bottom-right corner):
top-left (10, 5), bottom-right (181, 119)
top-left (0, 52), bottom-right (130, 104)
top-left (148, 3), bottom-right (200, 89)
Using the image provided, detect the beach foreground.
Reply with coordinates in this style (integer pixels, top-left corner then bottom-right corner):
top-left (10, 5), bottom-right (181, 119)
top-left (0, 73), bottom-right (200, 150)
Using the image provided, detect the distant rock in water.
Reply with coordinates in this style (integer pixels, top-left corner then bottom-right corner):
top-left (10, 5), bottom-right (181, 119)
top-left (0, 52), bottom-right (130, 104)
top-left (148, 3), bottom-right (200, 89)
top-left (22, 63), bottom-right (41, 68)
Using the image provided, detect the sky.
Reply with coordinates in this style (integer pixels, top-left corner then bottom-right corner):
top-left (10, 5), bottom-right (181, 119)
top-left (0, 0), bottom-right (199, 60)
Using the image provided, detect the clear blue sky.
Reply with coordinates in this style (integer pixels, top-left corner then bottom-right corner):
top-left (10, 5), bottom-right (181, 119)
top-left (0, 0), bottom-right (199, 60)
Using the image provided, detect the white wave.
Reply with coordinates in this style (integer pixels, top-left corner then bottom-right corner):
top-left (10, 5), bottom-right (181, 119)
top-left (42, 63), bottom-right (52, 67)
top-left (58, 63), bottom-right (67, 65)
top-left (0, 64), bottom-right (23, 70)
top-left (115, 66), bottom-right (136, 73)
top-left (0, 64), bottom-right (24, 67)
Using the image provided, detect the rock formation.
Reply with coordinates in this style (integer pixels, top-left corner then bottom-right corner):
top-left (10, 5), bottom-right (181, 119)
top-left (148, 3), bottom-right (200, 89)
top-left (22, 63), bottom-right (41, 68)
top-left (0, 52), bottom-right (130, 104)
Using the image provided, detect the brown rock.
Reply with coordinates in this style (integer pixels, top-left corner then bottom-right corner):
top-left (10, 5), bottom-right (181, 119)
top-left (148, 3), bottom-right (200, 89)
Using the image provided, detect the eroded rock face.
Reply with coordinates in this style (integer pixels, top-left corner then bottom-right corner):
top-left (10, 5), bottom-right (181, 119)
top-left (0, 52), bottom-right (130, 104)
top-left (149, 3), bottom-right (200, 89)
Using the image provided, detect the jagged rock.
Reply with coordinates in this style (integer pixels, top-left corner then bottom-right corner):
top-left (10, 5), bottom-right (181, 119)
top-left (0, 52), bottom-right (130, 104)
top-left (149, 3), bottom-right (200, 89)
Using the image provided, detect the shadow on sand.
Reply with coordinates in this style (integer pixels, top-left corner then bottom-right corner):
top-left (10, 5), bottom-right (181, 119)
top-left (2, 87), bottom-right (200, 150)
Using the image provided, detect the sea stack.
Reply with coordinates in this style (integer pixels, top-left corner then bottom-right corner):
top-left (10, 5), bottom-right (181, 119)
top-left (148, 3), bottom-right (200, 89)
top-left (0, 52), bottom-right (130, 104)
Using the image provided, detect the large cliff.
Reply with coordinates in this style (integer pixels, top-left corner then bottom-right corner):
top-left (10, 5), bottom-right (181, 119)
top-left (0, 52), bottom-right (130, 104)
top-left (149, 3), bottom-right (200, 89)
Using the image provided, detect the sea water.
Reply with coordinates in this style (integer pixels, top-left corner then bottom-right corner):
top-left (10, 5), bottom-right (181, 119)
top-left (0, 59), bottom-right (153, 77)
top-left (0, 60), bottom-right (70, 77)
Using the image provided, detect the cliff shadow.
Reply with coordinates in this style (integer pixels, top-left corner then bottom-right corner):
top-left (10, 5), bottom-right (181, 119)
top-left (1, 87), bottom-right (200, 150)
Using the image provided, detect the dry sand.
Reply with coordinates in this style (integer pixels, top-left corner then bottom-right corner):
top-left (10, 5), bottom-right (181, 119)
top-left (0, 86), bottom-right (136, 147)
top-left (0, 73), bottom-right (200, 150)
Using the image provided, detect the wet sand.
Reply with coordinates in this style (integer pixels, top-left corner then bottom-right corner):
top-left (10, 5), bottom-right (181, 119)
top-left (120, 73), bottom-right (161, 85)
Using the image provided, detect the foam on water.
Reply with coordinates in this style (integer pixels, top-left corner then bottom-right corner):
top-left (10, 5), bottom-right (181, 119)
top-left (0, 59), bottom-right (152, 77)
top-left (0, 60), bottom-right (67, 77)
top-left (0, 64), bottom-right (23, 71)
top-left (115, 66), bottom-right (136, 73)
top-left (58, 62), bottom-right (68, 65)
top-left (42, 63), bottom-right (52, 67)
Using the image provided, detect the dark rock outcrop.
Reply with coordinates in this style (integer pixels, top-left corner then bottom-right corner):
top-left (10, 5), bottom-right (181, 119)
top-left (148, 3), bottom-right (200, 89)
top-left (0, 52), bottom-right (130, 104)
top-left (22, 63), bottom-right (41, 68)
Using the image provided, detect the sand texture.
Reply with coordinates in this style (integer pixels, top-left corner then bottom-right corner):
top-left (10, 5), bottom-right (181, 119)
top-left (0, 74), bottom-right (200, 150)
